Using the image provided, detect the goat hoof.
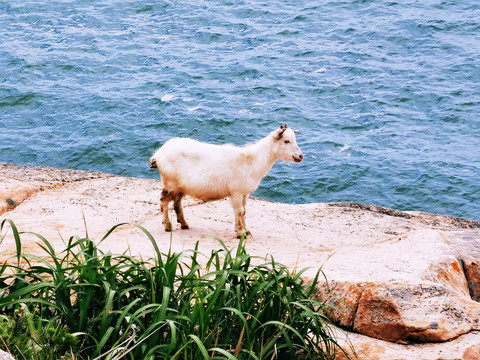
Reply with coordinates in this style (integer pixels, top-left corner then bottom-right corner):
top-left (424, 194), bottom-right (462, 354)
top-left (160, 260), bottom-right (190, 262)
top-left (236, 230), bottom-right (250, 238)
top-left (181, 224), bottom-right (189, 229)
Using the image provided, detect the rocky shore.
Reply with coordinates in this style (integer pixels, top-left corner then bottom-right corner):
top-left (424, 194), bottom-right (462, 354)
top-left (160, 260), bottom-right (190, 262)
top-left (1, 162), bottom-right (479, 360)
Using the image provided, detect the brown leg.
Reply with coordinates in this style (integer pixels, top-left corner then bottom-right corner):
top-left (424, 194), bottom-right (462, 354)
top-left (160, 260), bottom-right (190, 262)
top-left (230, 194), bottom-right (249, 238)
top-left (174, 192), bottom-right (189, 229)
top-left (241, 195), bottom-right (250, 236)
top-left (160, 189), bottom-right (175, 232)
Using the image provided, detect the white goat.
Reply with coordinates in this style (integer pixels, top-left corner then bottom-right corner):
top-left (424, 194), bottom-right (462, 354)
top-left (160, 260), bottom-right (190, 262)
top-left (149, 124), bottom-right (303, 237)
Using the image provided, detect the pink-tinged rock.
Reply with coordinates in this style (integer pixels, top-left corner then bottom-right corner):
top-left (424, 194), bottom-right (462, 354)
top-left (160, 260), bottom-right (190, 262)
top-left (463, 344), bottom-right (480, 360)
top-left (316, 280), bottom-right (368, 328)
top-left (394, 283), bottom-right (480, 342)
top-left (318, 228), bottom-right (480, 343)
top-left (0, 162), bottom-right (112, 216)
top-left (465, 261), bottom-right (480, 302)
top-left (0, 178), bottom-right (38, 215)
top-left (0, 350), bottom-right (14, 360)
top-left (353, 285), bottom-right (408, 343)
top-left (335, 330), bottom-right (480, 360)
top-left (1, 163), bottom-right (480, 358)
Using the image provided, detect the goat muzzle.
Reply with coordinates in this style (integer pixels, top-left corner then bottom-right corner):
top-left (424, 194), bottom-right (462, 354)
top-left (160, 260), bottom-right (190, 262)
top-left (293, 154), bottom-right (303, 163)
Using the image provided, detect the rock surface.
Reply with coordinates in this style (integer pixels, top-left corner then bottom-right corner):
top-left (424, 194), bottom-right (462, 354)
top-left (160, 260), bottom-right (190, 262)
top-left (1, 162), bottom-right (479, 359)
top-left (0, 350), bottom-right (14, 360)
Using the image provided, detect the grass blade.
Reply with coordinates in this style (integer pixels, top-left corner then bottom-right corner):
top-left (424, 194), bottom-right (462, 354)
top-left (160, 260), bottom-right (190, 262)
top-left (1, 219), bottom-right (22, 265)
top-left (189, 334), bottom-right (209, 360)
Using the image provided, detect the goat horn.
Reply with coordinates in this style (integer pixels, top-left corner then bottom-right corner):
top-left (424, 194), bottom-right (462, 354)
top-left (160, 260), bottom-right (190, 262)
top-left (274, 127), bottom-right (287, 140)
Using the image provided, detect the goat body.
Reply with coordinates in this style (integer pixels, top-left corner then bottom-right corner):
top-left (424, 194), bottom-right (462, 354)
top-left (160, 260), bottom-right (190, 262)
top-left (149, 125), bottom-right (303, 237)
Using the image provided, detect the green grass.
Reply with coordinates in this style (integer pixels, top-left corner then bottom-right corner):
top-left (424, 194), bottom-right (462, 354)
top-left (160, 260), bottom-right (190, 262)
top-left (0, 219), bottom-right (347, 359)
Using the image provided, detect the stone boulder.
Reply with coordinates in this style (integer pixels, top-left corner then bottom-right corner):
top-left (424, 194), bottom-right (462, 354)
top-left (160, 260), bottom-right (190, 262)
top-left (1, 163), bottom-right (479, 359)
top-left (0, 350), bottom-right (14, 360)
top-left (317, 223), bottom-right (480, 344)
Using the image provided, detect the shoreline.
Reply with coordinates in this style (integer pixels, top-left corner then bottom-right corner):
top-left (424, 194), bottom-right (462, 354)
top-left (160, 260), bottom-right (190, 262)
top-left (2, 162), bottom-right (479, 226)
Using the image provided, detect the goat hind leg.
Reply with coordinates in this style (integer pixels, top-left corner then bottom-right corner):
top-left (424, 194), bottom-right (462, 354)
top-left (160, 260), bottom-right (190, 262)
top-left (160, 189), bottom-right (174, 232)
top-left (174, 192), bottom-right (189, 229)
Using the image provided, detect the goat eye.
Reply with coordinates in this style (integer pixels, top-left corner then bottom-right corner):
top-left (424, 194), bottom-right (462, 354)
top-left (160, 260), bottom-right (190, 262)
top-left (284, 140), bottom-right (290, 144)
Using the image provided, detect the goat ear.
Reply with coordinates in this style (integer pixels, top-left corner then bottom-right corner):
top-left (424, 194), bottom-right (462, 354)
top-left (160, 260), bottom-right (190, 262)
top-left (274, 128), bottom-right (286, 140)
top-left (293, 129), bottom-right (300, 134)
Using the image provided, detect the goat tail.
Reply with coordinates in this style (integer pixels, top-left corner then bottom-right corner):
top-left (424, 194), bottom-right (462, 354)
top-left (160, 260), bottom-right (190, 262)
top-left (148, 157), bottom-right (158, 169)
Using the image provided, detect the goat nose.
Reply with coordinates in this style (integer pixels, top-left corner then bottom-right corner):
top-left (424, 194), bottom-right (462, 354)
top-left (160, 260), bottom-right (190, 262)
top-left (294, 153), bottom-right (303, 163)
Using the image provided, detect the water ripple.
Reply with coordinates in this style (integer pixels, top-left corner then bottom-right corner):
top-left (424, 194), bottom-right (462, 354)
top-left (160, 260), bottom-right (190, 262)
top-left (0, 0), bottom-right (479, 220)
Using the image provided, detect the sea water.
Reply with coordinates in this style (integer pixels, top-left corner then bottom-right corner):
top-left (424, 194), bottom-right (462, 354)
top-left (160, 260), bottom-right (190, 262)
top-left (1, 0), bottom-right (479, 220)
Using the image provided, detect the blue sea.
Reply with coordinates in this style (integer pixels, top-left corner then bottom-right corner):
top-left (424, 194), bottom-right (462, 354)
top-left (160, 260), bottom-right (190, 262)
top-left (1, 0), bottom-right (479, 221)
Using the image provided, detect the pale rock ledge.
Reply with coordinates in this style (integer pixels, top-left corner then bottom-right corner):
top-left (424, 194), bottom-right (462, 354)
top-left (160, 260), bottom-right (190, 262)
top-left (1, 163), bottom-right (479, 360)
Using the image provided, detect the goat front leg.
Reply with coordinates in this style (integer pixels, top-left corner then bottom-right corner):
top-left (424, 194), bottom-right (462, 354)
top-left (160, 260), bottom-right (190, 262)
top-left (241, 195), bottom-right (251, 236)
top-left (174, 192), bottom-right (189, 229)
top-left (160, 189), bottom-right (174, 232)
top-left (230, 194), bottom-right (248, 238)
